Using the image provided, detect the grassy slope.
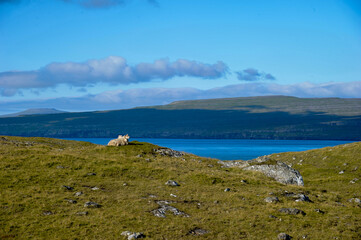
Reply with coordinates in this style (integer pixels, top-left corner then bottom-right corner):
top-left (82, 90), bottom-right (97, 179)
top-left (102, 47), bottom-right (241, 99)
top-left (1, 136), bottom-right (360, 239)
top-left (149, 96), bottom-right (361, 116)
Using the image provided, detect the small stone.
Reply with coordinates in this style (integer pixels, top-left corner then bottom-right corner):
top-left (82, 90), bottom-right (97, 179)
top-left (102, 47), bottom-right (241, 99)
top-left (339, 170), bottom-right (345, 174)
top-left (170, 193), bottom-right (177, 197)
top-left (165, 180), bottom-right (180, 186)
top-left (63, 185), bottom-right (74, 190)
top-left (136, 154), bottom-right (143, 158)
top-left (87, 172), bottom-right (96, 176)
top-left (76, 211), bottom-right (88, 215)
top-left (224, 188), bottom-right (231, 192)
top-left (269, 215), bottom-right (277, 219)
top-left (348, 198), bottom-right (361, 203)
top-left (42, 211), bottom-right (53, 216)
top-left (84, 201), bottom-right (101, 208)
top-left (75, 192), bottom-right (83, 196)
top-left (295, 194), bottom-right (312, 202)
top-left (65, 199), bottom-right (77, 204)
top-left (127, 232), bottom-right (145, 239)
top-left (188, 228), bottom-right (209, 235)
top-left (145, 158), bottom-right (151, 162)
top-left (121, 231), bottom-right (133, 236)
top-left (56, 165), bottom-right (65, 169)
top-left (91, 187), bottom-right (100, 191)
top-left (343, 163), bottom-right (348, 166)
top-left (350, 178), bottom-right (359, 184)
top-left (279, 208), bottom-right (306, 216)
top-left (314, 209), bottom-right (325, 214)
top-left (123, 183), bottom-right (128, 186)
top-left (214, 200), bottom-right (219, 204)
top-left (241, 180), bottom-right (247, 183)
top-left (264, 197), bottom-right (279, 203)
top-left (278, 232), bottom-right (292, 240)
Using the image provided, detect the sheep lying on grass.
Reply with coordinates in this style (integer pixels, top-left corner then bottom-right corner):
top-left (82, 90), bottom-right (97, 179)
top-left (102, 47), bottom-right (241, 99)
top-left (107, 134), bottom-right (130, 146)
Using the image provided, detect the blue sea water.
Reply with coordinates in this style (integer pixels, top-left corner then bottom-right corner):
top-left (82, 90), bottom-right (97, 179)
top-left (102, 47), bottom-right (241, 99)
top-left (60, 138), bottom-right (354, 160)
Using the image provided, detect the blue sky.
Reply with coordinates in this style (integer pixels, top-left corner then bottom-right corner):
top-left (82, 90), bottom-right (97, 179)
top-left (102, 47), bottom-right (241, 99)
top-left (0, 0), bottom-right (360, 114)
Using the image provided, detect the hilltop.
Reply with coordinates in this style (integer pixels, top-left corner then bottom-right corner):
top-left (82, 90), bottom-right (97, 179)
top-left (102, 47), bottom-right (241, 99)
top-left (0, 108), bottom-right (67, 118)
top-left (0, 96), bottom-right (360, 140)
top-left (1, 136), bottom-right (360, 239)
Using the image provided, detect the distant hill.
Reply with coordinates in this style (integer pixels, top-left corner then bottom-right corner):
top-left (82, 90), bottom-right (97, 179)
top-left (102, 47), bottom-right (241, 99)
top-left (0, 96), bottom-right (360, 140)
top-left (0, 108), bottom-right (67, 118)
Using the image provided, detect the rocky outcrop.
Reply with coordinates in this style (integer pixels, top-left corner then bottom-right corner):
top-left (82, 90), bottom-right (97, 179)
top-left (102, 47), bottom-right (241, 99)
top-left (151, 200), bottom-right (189, 218)
top-left (154, 148), bottom-right (184, 157)
top-left (243, 161), bottom-right (304, 186)
top-left (220, 156), bottom-right (304, 186)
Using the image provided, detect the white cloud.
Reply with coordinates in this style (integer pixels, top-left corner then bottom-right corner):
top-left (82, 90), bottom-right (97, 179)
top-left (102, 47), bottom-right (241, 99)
top-left (0, 56), bottom-right (228, 96)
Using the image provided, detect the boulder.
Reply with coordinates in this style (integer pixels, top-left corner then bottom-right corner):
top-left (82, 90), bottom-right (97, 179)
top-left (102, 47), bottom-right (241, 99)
top-left (243, 161), bottom-right (304, 186)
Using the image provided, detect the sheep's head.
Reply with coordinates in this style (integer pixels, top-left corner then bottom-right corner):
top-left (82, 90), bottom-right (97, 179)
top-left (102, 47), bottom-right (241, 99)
top-left (124, 134), bottom-right (130, 140)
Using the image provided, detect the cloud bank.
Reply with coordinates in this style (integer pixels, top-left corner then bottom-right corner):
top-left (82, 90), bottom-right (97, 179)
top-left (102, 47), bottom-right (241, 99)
top-left (1, 81), bottom-right (360, 115)
top-left (236, 68), bottom-right (276, 81)
top-left (0, 56), bottom-right (228, 96)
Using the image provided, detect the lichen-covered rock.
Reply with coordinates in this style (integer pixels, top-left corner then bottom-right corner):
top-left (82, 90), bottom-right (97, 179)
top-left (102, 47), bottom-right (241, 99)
top-left (278, 233), bottom-right (292, 240)
top-left (264, 196), bottom-right (279, 203)
top-left (244, 161), bottom-right (304, 186)
top-left (279, 208), bottom-right (306, 216)
top-left (165, 180), bottom-right (180, 186)
top-left (84, 201), bottom-right (101, 208)
top-left (151, 200), bottom-right (189, 218)
top-left (154, 148), bottom-right (184, 157)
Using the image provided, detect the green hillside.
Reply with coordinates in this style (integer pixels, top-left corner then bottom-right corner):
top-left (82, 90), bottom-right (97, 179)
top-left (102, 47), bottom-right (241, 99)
top-left (1, 136), bottom-right (360, 239)
top-left (0, 96), bottom-right (360, 140)
top-left (151, 95), bottom-right (361, 116)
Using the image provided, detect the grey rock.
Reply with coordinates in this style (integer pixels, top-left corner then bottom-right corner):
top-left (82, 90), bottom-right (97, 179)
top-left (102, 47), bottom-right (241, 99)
top-left (84, 201), bottom-right (101, 208)
top-left (339, 170), bottom-right (345, 174)
top-left (63, 185), bottom-right (74, 190)
top-left (56, 165), bottom-right (65, 169)
top-left (295, 194), bottom-right (312, 202)
top-left (42, 211), bottom-right (53, 216)
top-left (348, 198), bottom-right (361, 203)
top-left (76, 211), bottom-right (88, 215)
top-left (87, 172), bottom-right (96, 176)
top-left (121, 231), bottom-right (145, 239)
top-left (279, 208), bottom-right (306, 216)
top-left (154, 148), bottom-right (184, 157)
top-left (264, 196), bottom-right (279, 203)
top-left (75, 192), bottom-right (83, 196)
top-left (151, 200), bottom-right (189, 218)
top-left (269, 215), bottom-right (277, 219)
top-left (188, 228), bottom-right (209, 235)
top-left (278, 233), bottom-right (292, 240)
top-left (243, 161), bottom-right (304, 186)
top-left (224, 188), bottom-right (231, 192)
top-left (91, 187), bottom-right (100, 191)
top-left (65, 199), bottom-right (77, 204)
top-left (350, 178), bottom-right (359, 184)
top-left (165, 180), bottom-right (180, 186)
top-left (284, 193), bottom-right (312, 202)
top-left (314, 209), bottom-right (325, 214)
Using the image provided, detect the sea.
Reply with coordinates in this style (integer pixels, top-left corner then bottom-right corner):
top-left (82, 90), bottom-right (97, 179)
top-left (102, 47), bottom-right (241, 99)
top-left (60, 138), bottom-right (355, 160)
